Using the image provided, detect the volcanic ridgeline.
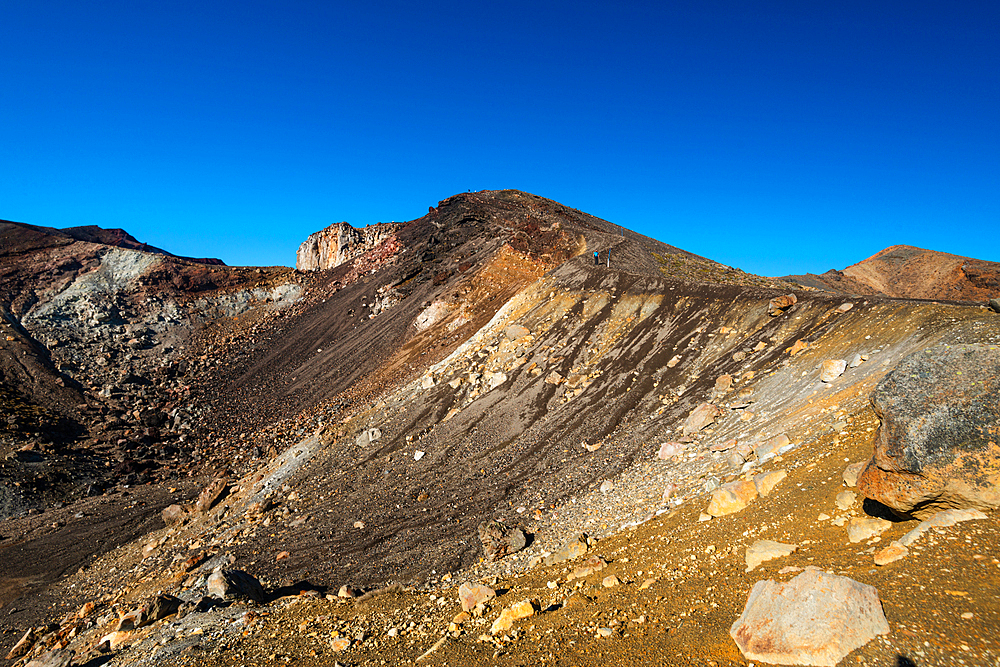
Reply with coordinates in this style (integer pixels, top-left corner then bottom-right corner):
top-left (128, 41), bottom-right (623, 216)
top-left (1, 190), bottom-right (999, 666)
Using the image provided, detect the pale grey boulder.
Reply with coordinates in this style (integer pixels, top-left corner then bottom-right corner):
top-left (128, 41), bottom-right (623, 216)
top-left (730, 567), bottom-right (889, 666)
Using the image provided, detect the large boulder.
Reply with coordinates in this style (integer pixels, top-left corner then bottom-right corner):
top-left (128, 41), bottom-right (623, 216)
top-left (477, 520), bottom-right (526, 561)
top-left (730, 568), bottom-right (889, 666)
top-left (207, 569), bottom-right (266, 603)
top-left (857, 342), bottom-right (1000, 517)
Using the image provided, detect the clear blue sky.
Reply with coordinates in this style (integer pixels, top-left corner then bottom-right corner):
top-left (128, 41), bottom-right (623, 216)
top-left (2, 1), bottom-right (997, 275)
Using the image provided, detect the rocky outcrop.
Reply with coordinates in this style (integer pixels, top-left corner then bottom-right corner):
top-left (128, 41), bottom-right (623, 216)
top-left (295, 222), bottom-right (402, 271)
top-left (858, 341), bottom-right (1000, 517)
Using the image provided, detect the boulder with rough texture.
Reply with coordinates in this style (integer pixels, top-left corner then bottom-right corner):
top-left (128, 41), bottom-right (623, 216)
top-left (478, 520), bottom-right (526, 561)
top-left (161, 503), bottom-right (189, 526)
top-left (207, 569), bottom-right (266, 603)
top-left (857, 342), bottom-right (1000, 517)
top-left (730, 568), bottom-right (889, 666)
top-left (491, 599), bottom-right (536, 634)
top-left (707, 479), bottom-right (758, 517)
top-left (194, 477), bottom-right (229, 513)
top-left (24, 649), bottom-right (74, 667)
top-left (768, 293), bottom-right (797, 316)
top-left (683, 403), bottom-right (722, 435)
top-left (5, 627), bottom-right (37, 660)
top-left (458, 582), bottom-right (495, 612)
top-left (846, 516), bottom-right (892, 543)
top-left (820, 359), bottom-right (847, 383)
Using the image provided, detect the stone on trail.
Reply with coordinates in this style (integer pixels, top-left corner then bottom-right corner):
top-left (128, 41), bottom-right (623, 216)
top-left (858, 341), bottom-right (1000, 517)
top-left (24, 649), bottom-right (74, 667)
top-left (458, 582), bottom-right (495, 612)
top-left (846, 516), bottom-right (893, 543)
top-left (207, 569), bottom-right (266, 603)
top-left (754, 470), bottom-right (787, 497)
top-left (667, 354), bottom-right (682, 368)
top-left (707, 479), bottom-right (758, 517)
top-left (602, 575), bottom-right (620, 588)
top-left (745, 540), bottom-right (798, 572)
top-left (788, 339), bottom-right (809, 356)
top-left (478, 520), bottom-right (526, 561)
top-left (5, 627), bottom-right (37, 660)
top-left (491, 599), bottom-right (537, 634)
top-left (835, 490), bottom-right (857, 510)
top-left (194, 476), bottom-right (229, 513)
top-left (683, 402), bottom-right (722, 435)
top-left (600, 480), bottom-right (614, 493)
top-left (874, 543), bottom-right (908, 566)
top-left (842, 462), bottom-right (865, 488)
top-left (820, 359), bottom-right (847, 383)
top-left (730, 568), bottom-right (889, 666)
top-left (714, 374), bottom-right (733, 393)
top-left (897, 508), bottom-right (988, 547)
top-left (836, 302), bottom-right (854, 313)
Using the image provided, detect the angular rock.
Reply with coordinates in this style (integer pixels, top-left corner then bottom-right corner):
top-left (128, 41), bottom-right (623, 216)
top-left (989, 298), bottom-right (1000, 314)
top-left (458, 582), bottom-right (495, 612)
top-left (491, 599), bottom-right (536, 634)
top-left (745, 540), bottom-right (798, 572)
top-left (849, 352), bottom-right (865, 368)
top-left (874, 543), bottom-right (908, 566)
top-left (846, 516), bottom-right (892, 543)
top-left (753, 470), bottom-right (787, 497)
top-left (602, 575), bottom-right (620, 588)
top-left (857, 341), bottom-right (1000, 517)
top-left (707, 479), bottom-right (758, 517)
top-left (207, 569), bottom-right (265, 603)
top-left (897, 508), bottom-right (988, 547)
top-left (545, 371), bottom-right (564, 385)
top-left (835, 490), bottom-right (857, 510)
top-left (768, 294), bottom-right (797, 316)
top-left (683, 403), bottom-right (722, 435)
top-left (842, 462), bottom-right (865, 488)
top-left (714, 374), bottom-right (733, 393)
top-left (820, 359), bottom-right (847, 383)
top-left (477, 520), bottom-right (526, 562)
top-left (194, 477), bottom-right (228, 514)
top-left (505, 324), bottom-right (529, 340)
top-left (161, 503), bottom-right (189, 526)
top-left (667, 355), bottom-right (682, 368)
top-left (24, 649), bottom-right (74, 667)
top-left (730, 568), bottom-right (890, 666)
top-left (657, 442), bottom-right (685, 459)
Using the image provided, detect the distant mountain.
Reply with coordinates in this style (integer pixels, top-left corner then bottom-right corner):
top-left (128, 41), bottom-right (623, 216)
top-left (0, 220), bottom-right (224, 265)
top-left (784, 245), bottom-right (1000, 302)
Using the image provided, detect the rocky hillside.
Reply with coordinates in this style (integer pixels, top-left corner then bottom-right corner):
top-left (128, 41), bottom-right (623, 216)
top-left (1, 191), bottom-right (998, 667)
top-left (784, 244), bottom-right (1000, 302)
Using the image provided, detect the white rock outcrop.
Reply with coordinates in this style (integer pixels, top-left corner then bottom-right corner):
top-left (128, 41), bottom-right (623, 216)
top-left (296, 221), bottom-right (401, 271)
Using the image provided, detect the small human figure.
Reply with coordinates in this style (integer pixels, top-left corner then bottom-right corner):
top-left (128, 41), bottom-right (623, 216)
top-left (594, 251), bottom-right (599, 265)
top-left (607, 250), bottom-right (611, 267)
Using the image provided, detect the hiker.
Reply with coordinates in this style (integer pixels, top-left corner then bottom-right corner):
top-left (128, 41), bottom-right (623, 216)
top-left (594, 251), bottom-right (599, 265)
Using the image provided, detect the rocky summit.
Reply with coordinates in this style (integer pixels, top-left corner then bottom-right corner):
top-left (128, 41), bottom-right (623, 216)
top-left (1, 190), bottom-right (998, 667)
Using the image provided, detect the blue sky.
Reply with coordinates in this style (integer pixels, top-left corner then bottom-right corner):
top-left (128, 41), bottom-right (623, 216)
top-left (1, 1), bottom-right (997, 275)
